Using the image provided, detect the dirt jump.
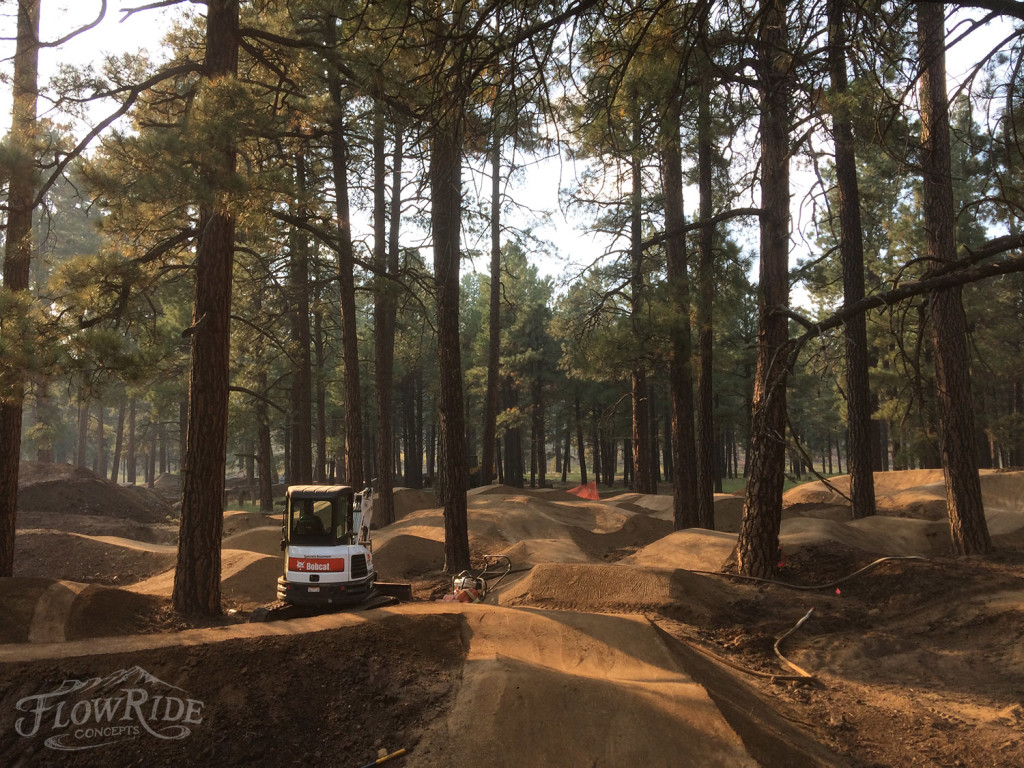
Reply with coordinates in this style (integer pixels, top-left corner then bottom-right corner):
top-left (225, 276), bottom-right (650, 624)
top-left (2, 463), bottom-right (1024, 767)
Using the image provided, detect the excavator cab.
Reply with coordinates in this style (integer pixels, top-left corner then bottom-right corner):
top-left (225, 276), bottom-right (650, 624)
top-left (287, 491), bottom-right (353, 545)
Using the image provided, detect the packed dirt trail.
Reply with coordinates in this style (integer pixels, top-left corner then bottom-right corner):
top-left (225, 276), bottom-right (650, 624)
top-left (3, 463), bottom-right (1024, 766)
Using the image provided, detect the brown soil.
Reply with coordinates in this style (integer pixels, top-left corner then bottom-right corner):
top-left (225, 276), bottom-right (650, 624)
top-left (3, 465), bottom-right (1024, 767)
top-left (0, 613), bottom-right (463, 768)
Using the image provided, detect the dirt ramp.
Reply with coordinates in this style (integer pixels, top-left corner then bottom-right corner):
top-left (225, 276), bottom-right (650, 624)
top-left (17, 462), bottom-right (172, 524)
top-left (623, 529), bottom-right (737, 572)
top-left (65, 586), bottom-right (169, 641)
top-left (779, 516), bottom-right (950, 557)
top-left (467, 483), bottom-right (582, 502)
top-left (602, 492), bottom-right (674, 519)
top-left (391, 487), bottom-right (438, 519)
top-left (497, 538), bottom-right (593, 567)
top-left (410, 606), bottom-right (755, 768)
top-left (13, 530), bottom-right (176, 586)
top-left (374, 534), bottom-right (445, 578)
top-left (220, 553), bottom-right (281, 607)
top-left (496, 562), bottom-right (736, 623)
top-left (223, 525), bottom-right (282, 556)
top-left (714, 495), bottom-right (746, 532)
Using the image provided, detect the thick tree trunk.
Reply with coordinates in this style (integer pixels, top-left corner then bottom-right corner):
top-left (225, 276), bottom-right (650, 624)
top-left (917, 2), bottom-right (991, 555)
top-left (738, 0), bottom-right (792, 579)
top-left (482, 134), bottom-right (502, 487)
top-left (630, 122), bottom-right (656, 494)
top-left (432, 115), bottom-right (471, 573)
top-left (0, 0), bottom-right (40, 576)
top-left (110, 397), bottom-right (126, 484)
top-left (314, 310), bottom-right (327, 483)
top-left (95, 402), bottom-right (106, 478)
top-left (575, 393), bottom-right (588, 485)
top-left (373, 109), bottom-right (399, 526)
top-left (127, 397), bottom-right (137, 484)
top-left (326, 37), bottom-right (364, 492)
top-left (173, 0), bottom-right (239, 617)
top-left (662, 98), bottom-right (699, 528)
top-left (288, 148), bottom-right (313, 485)
top-left (695, 69), bottom-right (718, 530)
top-left (829, 0), bottom-right (876, 520)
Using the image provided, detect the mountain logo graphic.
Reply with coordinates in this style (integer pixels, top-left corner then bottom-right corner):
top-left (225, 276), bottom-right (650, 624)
top-left (14, 665), bottom-right (204, 751)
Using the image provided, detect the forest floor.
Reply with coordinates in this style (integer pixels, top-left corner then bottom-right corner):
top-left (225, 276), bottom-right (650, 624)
top-left (1, 462), bottom-right (1023, 767)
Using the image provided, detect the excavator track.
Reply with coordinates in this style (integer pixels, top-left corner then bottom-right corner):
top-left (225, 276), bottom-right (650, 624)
top-left (249, 591), bottom-right (401, 622)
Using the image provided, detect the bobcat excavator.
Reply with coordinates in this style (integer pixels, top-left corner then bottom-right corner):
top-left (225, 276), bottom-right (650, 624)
top-left (251, 484), bottom-right (411, 621)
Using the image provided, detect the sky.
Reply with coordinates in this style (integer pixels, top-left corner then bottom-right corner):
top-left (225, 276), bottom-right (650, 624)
top-left (1, 2), bottom-right (1018, 299)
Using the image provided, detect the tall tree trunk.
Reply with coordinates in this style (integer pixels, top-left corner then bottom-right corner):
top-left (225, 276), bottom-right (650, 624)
top-left (110, 397), bottom-right (126, 484)
top-left (373, 109), bottom-right (399, 526)
top-left (829, 0), bottom-right (876, 520)
top-left (917, 2), bottom-right (990, 555)
top-left (574, 392), bottom-right (588, 485)
top-left (481, 130), bottom-right (502, 486)
top-left (288, 146), bottom-right (313, 485)
top-left (533, 378), bottom-right (546, 488)
top-left (76, 395), bottom-right (88, 468)
top-left (630, 120), bottom-right (656, 494)
top-left (173, 0), bottom-right (239, 617)
top-left (738, 0), bottom-right (792, 579)
top-left (314, 310), bottom-right (327, 483)
top-left (95, 402), bottom-right (106, 478)
top-left (0, 0), bottom-right (40, 576)
top-left (326, 31), bottom-right (364, 492)
top-left (695, 55), bottom-right (718, 529)
top-left (662, 95), bottom-right (699, 528)
top-left (432, 113), bottom-right (471, 573)
top-left (127, 397), bottom-right (137, 485)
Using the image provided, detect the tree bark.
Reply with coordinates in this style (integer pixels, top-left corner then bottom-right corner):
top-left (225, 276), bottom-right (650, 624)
top-left (481, 130), bottom-right (502, 486)
top-left (630, 120), bottom-right (656, 494)
top-left (0, 0), bottom-right (40, 576)
top-left (662, 94), bottom-right (699, 529)
top-left (288, 145), bottom-right (313, 485)
top-left (127, 397), bottom-right (137, 484)
top-left (326, 26), bottom-right (364, 492)
top-left (695, 55), bottom-right (718, 530)
top-left (575, 392), bottom-right (588, 485)
top-left (432, 112), bottom-right (471, 573)
top-left (917, 2), bottom-right (991, 555)
top-left (314, 310), bottom-right (327, 483)
top-left (110, 397), bottom-right (126, 484)
top-left (738, 0), bottom-right (792, 579)
top-left (173, 0), bottom-right (239, 617)
top-left (373, 108), bottom-right (399, 526)
top-left (829, 0), bottom-right (876, 520)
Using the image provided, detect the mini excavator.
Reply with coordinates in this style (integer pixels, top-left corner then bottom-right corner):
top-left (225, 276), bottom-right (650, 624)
top-left (251, 484), bottom-right (411, 621)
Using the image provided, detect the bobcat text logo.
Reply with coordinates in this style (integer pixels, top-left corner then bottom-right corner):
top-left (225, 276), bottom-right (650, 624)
top-left (14, 665), bottom-right (204, 751)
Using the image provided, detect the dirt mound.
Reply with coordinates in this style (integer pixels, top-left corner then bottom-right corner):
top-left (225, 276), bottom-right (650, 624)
top-left (374, 534), bottom-right (445, 579)
top-left (222, 526), bottom-right (282, 556)
top-left (623, 529), bottom-right (738, 572)
top-left (13, 530), bottom-right (176, 586)
top-left (779, 516), bottom-right (950, 557)
top-left (602, 492), bottom-right (674, 519)
top-left (65, 586), bottom-right (172, 641)
top-left (496, 561), bottom-right (739, 624)
top-left (17, 462), bottom-right (173, 525)
top-left (467, 483), bottom-right (582, 502)
top-left (220, 554), bottom-right (282, 607)
top-left (0, 612), bottom-right (464, 768)
top-left (714, 495), bottom-right (746, 532)
top-left (0, 578), bottom-right (54, 643)
top-left (391, 487), bottom-right (438, 520)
